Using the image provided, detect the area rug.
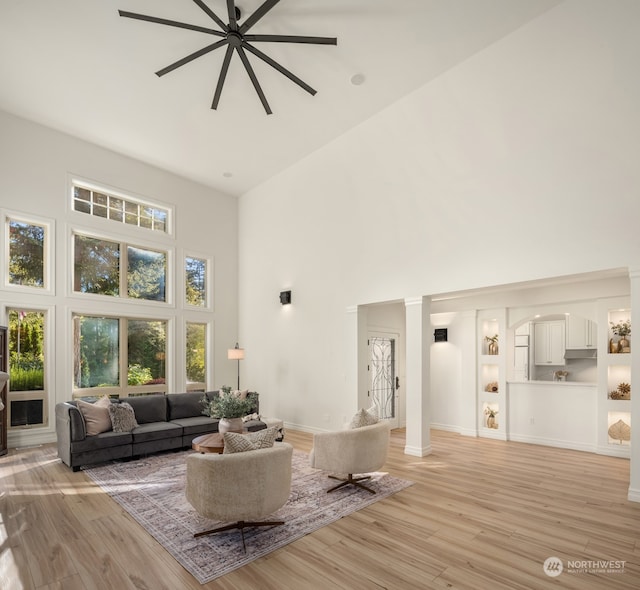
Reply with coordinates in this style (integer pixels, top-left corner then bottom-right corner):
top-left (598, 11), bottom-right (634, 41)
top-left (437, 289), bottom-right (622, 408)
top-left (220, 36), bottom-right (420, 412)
top-left (84, 448), bottom-right (413, 584)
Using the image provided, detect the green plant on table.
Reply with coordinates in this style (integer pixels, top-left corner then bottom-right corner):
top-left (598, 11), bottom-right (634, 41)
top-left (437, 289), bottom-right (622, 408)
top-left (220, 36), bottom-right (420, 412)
top-left (202, 387), bottom-right (253, 419)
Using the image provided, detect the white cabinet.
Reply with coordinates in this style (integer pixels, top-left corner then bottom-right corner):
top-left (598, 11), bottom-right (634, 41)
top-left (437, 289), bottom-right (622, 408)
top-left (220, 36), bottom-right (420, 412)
top-left (534, 321), bottom-right (566, 365)
top-left (566, 316), bottom-right (597, 349)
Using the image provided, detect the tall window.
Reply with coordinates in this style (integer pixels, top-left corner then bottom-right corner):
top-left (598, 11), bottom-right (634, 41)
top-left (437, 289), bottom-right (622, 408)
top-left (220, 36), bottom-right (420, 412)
top-left (185, 256), bottom-right (207, 307)
top-left (8, 309), bottom-right (47, 427)
top-left (73, 233), bottom-right (167, 302)
top-left (72, 182), bottom-right (169, 234)
top-left (5, 215), bottom-right (51, 291)
top-left (73, 315), bottom-right (167, 397)
top-left (186, 322), bottom-right (207, 391)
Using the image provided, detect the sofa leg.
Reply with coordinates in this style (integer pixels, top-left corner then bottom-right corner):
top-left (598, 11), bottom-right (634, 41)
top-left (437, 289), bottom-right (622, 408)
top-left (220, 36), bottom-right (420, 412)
top-left (72, 465), bottom-right (81, 472)
top-left (327, 474), bottom-right (375, 494)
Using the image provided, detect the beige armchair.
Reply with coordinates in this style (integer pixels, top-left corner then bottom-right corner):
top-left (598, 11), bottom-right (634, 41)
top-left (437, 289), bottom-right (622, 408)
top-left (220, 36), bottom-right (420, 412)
top-left (309, 421), bottom-right (391, 494)
top-left (186, 442), bottom-right (293, 550)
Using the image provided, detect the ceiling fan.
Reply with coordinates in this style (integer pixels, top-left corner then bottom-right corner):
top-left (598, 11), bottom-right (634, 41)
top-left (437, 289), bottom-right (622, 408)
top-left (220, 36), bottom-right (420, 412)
top-left (119, 0), bottom-right (337, 114)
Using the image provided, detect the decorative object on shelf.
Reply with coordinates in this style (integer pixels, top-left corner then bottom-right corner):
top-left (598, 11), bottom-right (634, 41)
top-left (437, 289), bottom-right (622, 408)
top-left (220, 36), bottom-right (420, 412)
top-left (608, 419), bottom-right (631, 444)
top-left (484, 381), bottom-right (498, 392)
top-left (609, 338), bottom-right (618, 354)
top-left (484, 406), bottom-right (498, 429)
top-left (609, 382), bottom-right (631, 400)
top-left (553, 370), bottom-right (569, 382)
top-left (201, 386), bottom-right (254, 434)
top-left (485, 334), bottom-right (499, 355)
top-left (610, 319), bottom-right (631, 353)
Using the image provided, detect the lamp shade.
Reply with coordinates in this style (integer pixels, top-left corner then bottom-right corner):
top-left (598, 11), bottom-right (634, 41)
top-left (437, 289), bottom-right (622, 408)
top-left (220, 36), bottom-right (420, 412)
top-left (227, 346), bottom-right (245, 361)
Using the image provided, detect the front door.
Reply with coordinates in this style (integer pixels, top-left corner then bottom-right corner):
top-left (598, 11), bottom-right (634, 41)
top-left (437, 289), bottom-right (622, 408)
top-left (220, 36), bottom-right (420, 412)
top-left (368, 333), bottom-right (399, 428)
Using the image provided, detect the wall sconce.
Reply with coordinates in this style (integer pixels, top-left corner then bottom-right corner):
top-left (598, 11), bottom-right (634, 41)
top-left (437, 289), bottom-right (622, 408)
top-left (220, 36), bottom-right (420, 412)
top-left (434, 328), bottom-right (448, 342)
top-left (280, 290), bottom-right (292, 305)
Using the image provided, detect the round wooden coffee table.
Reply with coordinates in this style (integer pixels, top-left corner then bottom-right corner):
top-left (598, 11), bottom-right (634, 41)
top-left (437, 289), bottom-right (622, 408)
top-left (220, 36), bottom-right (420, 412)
top-left (192, 433), bottom-right (225, 454)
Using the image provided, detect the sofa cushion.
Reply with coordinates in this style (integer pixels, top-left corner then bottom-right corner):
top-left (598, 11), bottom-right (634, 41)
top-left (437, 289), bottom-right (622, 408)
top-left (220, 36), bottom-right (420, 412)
top-left (166, 392), bottom-right (208, 421)
top-left (71, 430), bottom-right (132, 453)
top-left (123, 395), bottom-right (167, 424)
top-left (76, 396), bottom-right (112, 436)
top-left (223, 426), bottom-right (279, 454)
top-left (109, 402), bottom-right (138, 432)
top-left (131, 422), bottom-right (182, 444)
top-left (170, 415), bottom-right (219, 435)
top-left (349, 407), bottom-right (378, 429)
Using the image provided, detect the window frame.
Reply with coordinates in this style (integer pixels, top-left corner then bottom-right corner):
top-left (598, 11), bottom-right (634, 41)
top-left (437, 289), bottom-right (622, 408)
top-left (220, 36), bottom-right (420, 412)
top-left (70, 228), bottom-right (173, 306)
top-left (184, 251), bottom-right (213, 310)
top-left (71, 311), bottom-right (172, 399)
top-left (69, 176), bottom-right (174, 237)
top-left (185, 319), bottom-right (210, 392)
top-left (3, 304), bottom-right (54, 430)
top-left (2, 210), bottom-right (54, 295)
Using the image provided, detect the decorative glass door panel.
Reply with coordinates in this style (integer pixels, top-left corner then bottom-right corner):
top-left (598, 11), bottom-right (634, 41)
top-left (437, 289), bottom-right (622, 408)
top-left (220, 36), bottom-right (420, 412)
top-left (369, 335), bottom-right (397, 423)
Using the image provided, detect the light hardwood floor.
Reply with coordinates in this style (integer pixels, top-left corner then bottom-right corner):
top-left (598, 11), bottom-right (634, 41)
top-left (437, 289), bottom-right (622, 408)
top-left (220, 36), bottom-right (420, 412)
top-left (1, 429), bottom-right (639, 590)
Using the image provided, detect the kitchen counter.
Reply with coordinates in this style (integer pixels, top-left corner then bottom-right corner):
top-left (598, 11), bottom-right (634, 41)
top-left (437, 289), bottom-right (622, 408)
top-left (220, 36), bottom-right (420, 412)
top-left (507, 381), bottom-right (597, 451)
top-left (508, 380), bottom-right (597, 387)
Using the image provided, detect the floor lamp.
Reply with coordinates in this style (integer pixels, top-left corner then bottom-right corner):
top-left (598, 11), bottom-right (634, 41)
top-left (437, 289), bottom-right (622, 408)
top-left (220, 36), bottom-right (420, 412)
top-left (227, 343), bottom-right (245, 390)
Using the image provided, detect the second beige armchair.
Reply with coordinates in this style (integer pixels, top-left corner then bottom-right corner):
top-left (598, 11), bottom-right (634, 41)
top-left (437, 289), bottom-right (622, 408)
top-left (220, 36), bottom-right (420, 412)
top-left (309, 421), bottom-right (391, 494)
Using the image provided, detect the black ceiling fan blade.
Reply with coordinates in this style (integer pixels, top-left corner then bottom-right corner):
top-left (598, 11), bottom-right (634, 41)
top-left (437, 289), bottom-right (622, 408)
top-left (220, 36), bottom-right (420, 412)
top-left (226, 0), bottom-right (238, 31)
top-left (118, 10), bottom-right (225, 37)
top-left (156, 39), bottom-right (228, 77)
top-left (191, 0), bottom-right (229, 32)
top-left (239, 0), bottom-right (280, 34)
top-left (211, 45), bottom-right (234, 110)
top-left (243, 42), bottom-right (316, 96)
top-left (236, 47), bottom-right (272, 115)
top-left (244, 34), bottom-right (337, 45)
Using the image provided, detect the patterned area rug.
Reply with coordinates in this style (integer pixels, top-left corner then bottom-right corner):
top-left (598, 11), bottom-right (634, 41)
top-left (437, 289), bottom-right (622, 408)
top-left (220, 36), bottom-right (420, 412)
top-left (84, 448), bottom-right (413, 584)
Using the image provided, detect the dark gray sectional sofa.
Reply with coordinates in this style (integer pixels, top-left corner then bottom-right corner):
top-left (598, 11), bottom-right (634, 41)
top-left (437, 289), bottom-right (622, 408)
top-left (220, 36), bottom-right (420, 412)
top-left (55, 391), bottom-right (263, 471)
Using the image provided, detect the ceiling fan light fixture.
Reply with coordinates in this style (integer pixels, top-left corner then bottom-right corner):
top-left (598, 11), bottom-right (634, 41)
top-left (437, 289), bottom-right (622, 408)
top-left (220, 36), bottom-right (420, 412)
top-left (119, 0), bottom-right (337, 114)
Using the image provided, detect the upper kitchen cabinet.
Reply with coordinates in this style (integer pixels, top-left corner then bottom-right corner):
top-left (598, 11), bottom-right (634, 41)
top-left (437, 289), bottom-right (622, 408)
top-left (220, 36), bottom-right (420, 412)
top-left (566, 315), bottom-right (597, 349)
top-left (534, 320), bottom-right (566, 365)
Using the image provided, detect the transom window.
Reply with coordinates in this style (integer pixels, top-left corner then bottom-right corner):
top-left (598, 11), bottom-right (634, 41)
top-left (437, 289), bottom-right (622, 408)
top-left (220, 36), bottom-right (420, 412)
top-left (72, 182), bottom-right (169, 234)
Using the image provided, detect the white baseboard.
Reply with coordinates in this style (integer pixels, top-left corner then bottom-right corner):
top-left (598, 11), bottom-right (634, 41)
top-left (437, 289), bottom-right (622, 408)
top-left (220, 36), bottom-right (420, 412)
top-left (627, 487), bottom-right (640, 503)
top-left (404, 444), bottom-right (432, 457)
top-left (508, 432), bottom-right (597, 454)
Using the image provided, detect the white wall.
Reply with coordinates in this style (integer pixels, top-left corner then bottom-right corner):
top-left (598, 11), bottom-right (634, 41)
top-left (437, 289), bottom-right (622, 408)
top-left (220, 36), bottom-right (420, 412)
top-left (238, 0), bottom-right (640, 432)
top-left (0, 111), bottom-right (238, 446)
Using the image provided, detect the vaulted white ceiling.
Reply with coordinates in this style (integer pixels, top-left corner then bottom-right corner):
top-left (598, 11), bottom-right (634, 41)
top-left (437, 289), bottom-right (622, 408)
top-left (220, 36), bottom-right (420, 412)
top-left (0, 0), bottom-right (562, 196)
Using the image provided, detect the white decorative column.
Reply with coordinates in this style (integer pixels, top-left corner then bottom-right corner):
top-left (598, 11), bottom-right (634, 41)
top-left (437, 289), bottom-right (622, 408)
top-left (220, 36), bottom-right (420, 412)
top-left (459, 310), bottom-right (479, 437)
top-left (404, 296), bottom-right (432, 456)
top-left (346, 306), bottom-right (362, 418)
top-left (628, 267), bottom-right (640, 502)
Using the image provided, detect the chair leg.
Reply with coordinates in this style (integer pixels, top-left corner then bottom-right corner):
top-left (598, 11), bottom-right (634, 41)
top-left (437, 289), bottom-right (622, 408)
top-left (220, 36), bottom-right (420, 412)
top-left (327, 473), bottom-right (376, 494)
top-left (193, 520), bottom-right (285, 552)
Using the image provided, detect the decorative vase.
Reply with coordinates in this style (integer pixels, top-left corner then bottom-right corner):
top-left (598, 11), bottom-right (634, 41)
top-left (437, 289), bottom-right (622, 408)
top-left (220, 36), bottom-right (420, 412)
top-left (488, 342), bottom-right (498, 355)
top-left (218, 417), bottom-right (244, 434)
top-left (618, 337), bottom-right (630, 353)
top-left (486, 416), bottom-right (496, 429)
top-left (609, 338), bottom-right (618, 354)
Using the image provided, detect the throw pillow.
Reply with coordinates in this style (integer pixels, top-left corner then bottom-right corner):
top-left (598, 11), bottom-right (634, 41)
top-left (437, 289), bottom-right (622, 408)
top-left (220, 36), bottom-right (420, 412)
top-left (349, 407), bottom-right (379, 429)
top-left (223, 425), bottom-right (279, 454)
top-left (232, 389), bottom-right (249, 400)
top-left (77, 396), bottom-right (112, 436)
top-left (108, 402), bottom-right (139, 433)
